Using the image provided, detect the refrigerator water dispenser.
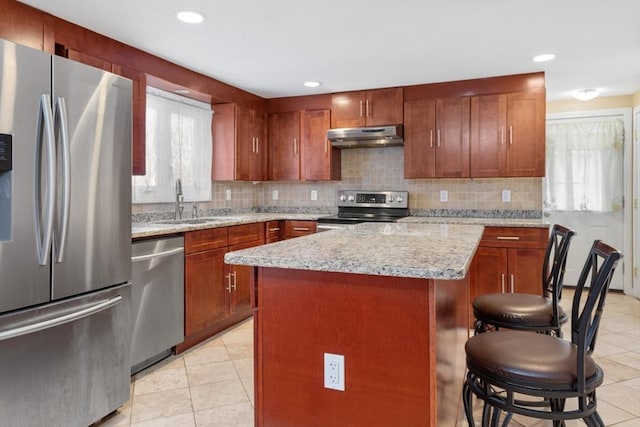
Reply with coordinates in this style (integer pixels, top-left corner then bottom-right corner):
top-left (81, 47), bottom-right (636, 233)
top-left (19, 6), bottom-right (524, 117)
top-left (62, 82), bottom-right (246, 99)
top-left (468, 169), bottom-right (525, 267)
top-left (0, 134), bottom-right (10, 241)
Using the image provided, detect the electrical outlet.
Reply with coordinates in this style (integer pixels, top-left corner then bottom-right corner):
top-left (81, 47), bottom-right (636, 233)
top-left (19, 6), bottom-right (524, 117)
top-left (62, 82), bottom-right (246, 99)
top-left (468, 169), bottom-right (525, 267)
top-left (324, 353), bottom-right (345, 391)
top-left (502, 189), bottom-right (511, 202)
top-left (440, 190), bottom-right (448, 202)
top-left (226, 189), bottom-right (231, 200)
top-left (272, 190), bottom-right (279, 200)
top-left (311, 190), bottom-right (318, 201)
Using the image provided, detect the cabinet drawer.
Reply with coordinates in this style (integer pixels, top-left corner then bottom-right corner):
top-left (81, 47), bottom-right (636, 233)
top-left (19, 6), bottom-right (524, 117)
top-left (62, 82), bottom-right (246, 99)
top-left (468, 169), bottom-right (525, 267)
top-left (265, 220), bottom-right (281, 243)
top-left (480, 227), bottom-right (548, 249)
top-left (229, 223), bottom-right (265, 246)
top-left (185, 228), bottom-right (229, 254)
top-left (283, 220), bottom-right (317, 238)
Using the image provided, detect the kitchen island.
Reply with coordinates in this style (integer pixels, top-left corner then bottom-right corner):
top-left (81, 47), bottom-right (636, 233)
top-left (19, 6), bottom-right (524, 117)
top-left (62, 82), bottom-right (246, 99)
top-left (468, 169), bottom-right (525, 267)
top-left (225, 222), bottom-right (483, 427)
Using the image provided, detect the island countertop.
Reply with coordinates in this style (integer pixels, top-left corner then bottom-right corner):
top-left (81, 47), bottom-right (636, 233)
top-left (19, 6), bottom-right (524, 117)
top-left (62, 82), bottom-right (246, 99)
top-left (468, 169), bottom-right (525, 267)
top-left (224, 222), bottom-right (484, 280)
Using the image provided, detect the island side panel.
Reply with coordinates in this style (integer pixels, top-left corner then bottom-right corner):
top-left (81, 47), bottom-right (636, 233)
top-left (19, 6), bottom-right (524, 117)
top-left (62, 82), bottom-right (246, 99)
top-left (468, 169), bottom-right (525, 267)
top-left (255, 267), bottom-right (436, 427)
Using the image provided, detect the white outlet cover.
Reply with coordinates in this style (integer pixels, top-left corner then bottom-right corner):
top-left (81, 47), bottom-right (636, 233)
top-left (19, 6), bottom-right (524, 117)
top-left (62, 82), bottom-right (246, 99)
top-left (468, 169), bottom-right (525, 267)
top-left (440, 190), bottom-right (448, 202)
top-left (502, 189), bottom-right (511, 202)
top-left (225, 189), bottom-right (231, 200)
top-left (272, 190), bottom-right (279, 200)
top-left (324, 353), bottom-right (345, 391)
top-left (311, 190), bottom-right (318, 201)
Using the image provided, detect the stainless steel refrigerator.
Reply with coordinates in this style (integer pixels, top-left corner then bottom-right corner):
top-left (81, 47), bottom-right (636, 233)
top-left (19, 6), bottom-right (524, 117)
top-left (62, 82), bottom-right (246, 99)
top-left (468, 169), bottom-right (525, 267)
top-left (0, 39), bottom-right (132, 426)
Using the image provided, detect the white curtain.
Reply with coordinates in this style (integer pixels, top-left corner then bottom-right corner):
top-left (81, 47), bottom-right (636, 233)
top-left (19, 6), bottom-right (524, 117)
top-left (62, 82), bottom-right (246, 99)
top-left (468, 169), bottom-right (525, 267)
top-left (133, 87), bottom-right (212, 203)
top-left (544, 117), bottom-right (624, 212)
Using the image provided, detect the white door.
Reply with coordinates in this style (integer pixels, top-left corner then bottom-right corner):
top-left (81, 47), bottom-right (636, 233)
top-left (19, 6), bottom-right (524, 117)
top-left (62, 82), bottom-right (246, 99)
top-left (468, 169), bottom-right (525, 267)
top-left (544, 109), bottom-right (632, 292)
top-left (634, 106), bottom-right (640, 298)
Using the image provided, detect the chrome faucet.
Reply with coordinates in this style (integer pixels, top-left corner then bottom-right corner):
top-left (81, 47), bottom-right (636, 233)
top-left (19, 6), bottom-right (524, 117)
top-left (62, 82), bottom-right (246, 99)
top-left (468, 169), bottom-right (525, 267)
top-left (192, 203), bottom-right (199, 219)
top-left (175, 179), bottom-right (184, 220)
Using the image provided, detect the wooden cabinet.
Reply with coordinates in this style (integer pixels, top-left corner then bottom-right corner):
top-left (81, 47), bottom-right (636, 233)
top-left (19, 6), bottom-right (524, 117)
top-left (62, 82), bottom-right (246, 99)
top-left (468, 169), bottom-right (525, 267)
top-left (301, 109), bottom-right (341, 181)
top-left (470, 90), bottom-right (545, 177)
top-left (0, 0), bottom-right (53, 52)
top-left (331, 87), bottom-right (403, 128)
top-left (113, 65), bottom-right (147, 175)
top-left (282, 220), bottom-right (317, 239)
top-left (212, 103), bottom-right (266, 181)
top-left (269, 111), bottom-right (300, 180)
top-left (470, 227), bottom-right (548, 310)
top-left (180, 223), bottom-right (264, 352)
top-left (404, 96), bottom-right (470, 178)
top-left (265, 220), bottom-right (282, 243)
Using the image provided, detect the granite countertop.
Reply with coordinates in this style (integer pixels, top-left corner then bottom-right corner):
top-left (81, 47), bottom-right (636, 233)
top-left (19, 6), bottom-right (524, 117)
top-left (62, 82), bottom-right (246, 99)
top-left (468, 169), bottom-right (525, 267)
top-left (399, 216), bottom-right (549, 228)
top-left (132, 213), bottom-right (324, 239)
top-left (224, 222), bottom-right (484, 280)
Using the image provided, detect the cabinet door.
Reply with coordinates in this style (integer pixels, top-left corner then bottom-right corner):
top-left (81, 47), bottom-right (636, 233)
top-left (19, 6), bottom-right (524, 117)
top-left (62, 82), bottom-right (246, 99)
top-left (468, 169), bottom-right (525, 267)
top-left (265, 220), bottom-right (282, 243)
top-left (331, 91), bottom-right (365, 128)
top-left (470, 247), bottom-right (508, 302)
top-left (508, 248), bottom-right (545, 295)
top-left (185, 247), bottom-right (229, 335)
top-left (235, 105), bottom-right (254, 181)
top-left (228, 241), bottom-right (261, 317)
top-left (302, 109), bottom-right (340, 181)
top-left (435, 97), bottom-right (470, 178)
top-left (506, 91), bottom-right (545, 177)
top-left (252, 111), bottom-right (267, 181)
top-left (404, 98), bottom-right (436, 178)
top-left (113, 65), bottom-right (146, 176)
top-left (269, 111), bottom-right (300, 181)
top-left (470, 94), bottom-right (507, 177)
top-left (366, 87), bottom-right (403, 126)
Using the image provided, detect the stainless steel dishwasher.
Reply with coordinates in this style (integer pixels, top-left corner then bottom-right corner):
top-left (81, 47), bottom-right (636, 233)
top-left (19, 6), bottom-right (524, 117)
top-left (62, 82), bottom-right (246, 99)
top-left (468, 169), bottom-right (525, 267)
top-left (131, 236), bottom-right (184, 374)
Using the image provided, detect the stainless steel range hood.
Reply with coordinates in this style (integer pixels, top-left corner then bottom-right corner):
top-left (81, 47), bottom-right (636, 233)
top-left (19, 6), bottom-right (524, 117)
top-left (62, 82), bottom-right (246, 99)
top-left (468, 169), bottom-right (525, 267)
top-left (327, 125), bottom-right (403, 148)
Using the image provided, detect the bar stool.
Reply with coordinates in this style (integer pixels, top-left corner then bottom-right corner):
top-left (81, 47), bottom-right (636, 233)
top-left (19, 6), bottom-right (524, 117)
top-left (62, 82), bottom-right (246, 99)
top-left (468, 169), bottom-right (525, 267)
top-left (462, 240), bottom-right (622, 427)
top-left (473, 224), bottom-right (576, 336)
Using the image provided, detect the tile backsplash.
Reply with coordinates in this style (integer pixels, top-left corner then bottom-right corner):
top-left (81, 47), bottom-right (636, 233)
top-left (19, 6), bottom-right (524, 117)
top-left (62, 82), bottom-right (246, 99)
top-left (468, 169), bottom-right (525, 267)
top-left (132, 147), bottom-right (543, 217)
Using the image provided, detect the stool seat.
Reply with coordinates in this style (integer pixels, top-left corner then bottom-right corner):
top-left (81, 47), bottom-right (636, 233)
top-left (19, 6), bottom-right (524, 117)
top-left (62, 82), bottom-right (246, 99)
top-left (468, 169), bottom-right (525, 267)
top-left (466, 330), bottom-right (601, 390)
top-left (473, 293), bottom-right (567, 330)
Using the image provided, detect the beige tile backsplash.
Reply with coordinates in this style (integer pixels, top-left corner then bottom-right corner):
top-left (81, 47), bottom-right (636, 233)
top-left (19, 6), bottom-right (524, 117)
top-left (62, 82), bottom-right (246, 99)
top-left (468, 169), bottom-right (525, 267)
top-left (133, 147), bottom-right (542, 215)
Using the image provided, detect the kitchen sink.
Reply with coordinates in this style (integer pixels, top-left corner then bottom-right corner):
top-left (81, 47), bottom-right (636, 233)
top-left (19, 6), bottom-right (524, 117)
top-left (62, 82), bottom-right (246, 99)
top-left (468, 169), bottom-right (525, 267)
top-left (156, 218), bottom-right (214, 225)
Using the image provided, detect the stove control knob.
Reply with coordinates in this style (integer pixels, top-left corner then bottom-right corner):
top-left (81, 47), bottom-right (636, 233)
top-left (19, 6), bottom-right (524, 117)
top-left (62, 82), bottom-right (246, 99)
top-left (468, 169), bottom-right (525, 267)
top-left (339, 194), bottom-right (347, 202)
top-left (347, 195), bottom-right (355, 202)
top-left (396, 196), bottom-right (403, 203)
top-left (388, 196), bottom-right (394, 203)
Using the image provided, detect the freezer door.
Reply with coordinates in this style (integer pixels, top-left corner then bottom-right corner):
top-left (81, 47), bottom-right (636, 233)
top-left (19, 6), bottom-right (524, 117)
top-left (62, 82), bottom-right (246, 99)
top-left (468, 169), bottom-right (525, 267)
top-left (0, 39), bottom-right (53, 313)
top-left (0, 283), bottom-right (131, 427)
top-left (51, 57), bottom-right (132, 299)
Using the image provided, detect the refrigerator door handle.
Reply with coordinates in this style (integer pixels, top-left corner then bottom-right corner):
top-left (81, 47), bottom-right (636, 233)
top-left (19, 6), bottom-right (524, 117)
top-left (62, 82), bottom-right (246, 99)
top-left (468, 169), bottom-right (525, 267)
top-left (54, 97), bottom-right (71, 263)
top-left (0, 295), bottom-right (123, 342)
top-left (35, 94), bottom-right (56, 266)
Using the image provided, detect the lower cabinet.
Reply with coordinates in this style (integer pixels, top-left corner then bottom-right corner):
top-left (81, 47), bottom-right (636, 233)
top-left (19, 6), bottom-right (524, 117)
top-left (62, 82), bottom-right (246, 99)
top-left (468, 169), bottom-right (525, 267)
top-left (282, 220), bottom-right (317, 239)
top-left (178, 223), bottom-right (264, 352)
top-left (265, 220), bottom-right (282, 243)
top-left (469, 226), bottom-right (548, 326)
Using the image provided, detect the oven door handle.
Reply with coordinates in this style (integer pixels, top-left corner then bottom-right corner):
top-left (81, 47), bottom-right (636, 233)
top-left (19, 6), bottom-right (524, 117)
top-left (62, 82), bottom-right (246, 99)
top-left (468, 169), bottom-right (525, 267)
top-left (317, 224), bottom-right (348, 231)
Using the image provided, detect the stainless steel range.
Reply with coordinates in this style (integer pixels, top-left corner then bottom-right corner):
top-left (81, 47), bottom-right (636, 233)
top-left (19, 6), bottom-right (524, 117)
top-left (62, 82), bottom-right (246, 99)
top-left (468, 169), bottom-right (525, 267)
top-left (317, 190), bottom-right (409, 231)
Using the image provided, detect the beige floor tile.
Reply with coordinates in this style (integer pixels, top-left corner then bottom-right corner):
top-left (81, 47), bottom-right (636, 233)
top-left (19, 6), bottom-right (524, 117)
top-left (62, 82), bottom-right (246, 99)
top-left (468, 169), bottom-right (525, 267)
top-left (194, 402), bottom-right (254, 427)
top-left (94, 406), bottom-right (131, 427)
top-left (130, 388), bottom-right (193, 424)
top-left (183, 344), bottom-right (231, 367)
top-left (598, 382), bottom-right (640, 417)
top-left (130, 413), bottom-right (196, 427)
top-left (226, 341), bottom-right (254, 360)
top-left (186, 360), bottom-right (239, 387)
top-left (133, 364), bottom-right (189, 396)
top-left (239, 376), bottom-right (255, 407)
top-left (596, 356), bottom-right (640, 383)
top-left (598, 332), bottom-right (640, 353)
top-left (190, 379), bottom-right (250, 412)
top-left (606, 351), bottom-right (640, 371)
top-left (221, 326), bottom-right (253, 345)
top-left (596, 400), bottom-right (636, 426)
top-left (232, 357), bottom-right (254, 378)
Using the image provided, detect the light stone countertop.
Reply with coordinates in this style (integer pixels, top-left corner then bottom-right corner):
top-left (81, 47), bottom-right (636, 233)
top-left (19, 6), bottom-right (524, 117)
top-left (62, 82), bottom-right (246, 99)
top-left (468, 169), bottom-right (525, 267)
top-left (399, 216), bottom-right (549, 228)
top-left (132, 213), bottom-right (324, 239)
top-left (224, 222), bottom-right (484, 280)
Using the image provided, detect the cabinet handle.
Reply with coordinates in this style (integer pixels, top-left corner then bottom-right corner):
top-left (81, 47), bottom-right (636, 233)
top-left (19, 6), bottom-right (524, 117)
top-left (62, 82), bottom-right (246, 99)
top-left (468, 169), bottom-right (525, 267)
top-left (366, 99), bottom-right (370, 117)
top-left (430, 129), bottom-right (433, 148)
top-left (360, 100), bottom-right (364, 117)
top-left (509, 125), bottom-right (513, 145)
top-left (501, 274), bottom-right (505, 293)
top-left (496, 236), bottom-right (520, 240)
top-left (268, 227), bottom-right (280, 232)
top-left (255, 137), bottom-right (259, 154)
top-left (501, 126), bottom-right (505, 145)
top-left (231, 271), bottom-right (237, 292)
top-left (437, 129), bottom-right (441, 148)
top-left (225, 273), bottom-right (232, 293)
top-left (510, 274), bottom-right (515, 293)
top-left (293, 137), bottom-right (297, 154)
top-left (293, 227), bottom-right (310, 231)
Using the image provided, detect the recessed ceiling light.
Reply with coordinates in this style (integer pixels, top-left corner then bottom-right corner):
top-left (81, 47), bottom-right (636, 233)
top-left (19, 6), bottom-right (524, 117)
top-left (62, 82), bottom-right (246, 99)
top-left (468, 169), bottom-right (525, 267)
top-left (532, 54), bottom-right (555, 62)
top-left (573, 89), bottom-right (601, 101)
top-left (304, 81), bottom-right (321, 88)
top-left (176, 11), bottom-right (205, 24)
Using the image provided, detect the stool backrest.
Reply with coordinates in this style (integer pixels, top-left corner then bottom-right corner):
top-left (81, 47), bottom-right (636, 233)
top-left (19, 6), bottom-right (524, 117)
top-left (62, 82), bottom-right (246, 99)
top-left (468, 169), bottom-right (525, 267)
top-left (570, 240), bottom-right (622, 392)
top-left (542, 225), bottom-right (576, 325)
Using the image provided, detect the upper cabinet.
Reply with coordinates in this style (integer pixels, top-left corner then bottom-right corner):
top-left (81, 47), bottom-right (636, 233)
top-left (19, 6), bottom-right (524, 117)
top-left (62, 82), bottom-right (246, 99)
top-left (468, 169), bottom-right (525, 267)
top-left (404, 96), bottom-right (470, 178)
top-left (302, 109), bottom-right (340, 181)
top-left (470, 90), bottom-right (545, 177)
top-left (269, 111), bottom-right (301, 181)
top-left (212, 103), bottom-right (266, 181)
top-left (331, 87), bottom-right (403, 128)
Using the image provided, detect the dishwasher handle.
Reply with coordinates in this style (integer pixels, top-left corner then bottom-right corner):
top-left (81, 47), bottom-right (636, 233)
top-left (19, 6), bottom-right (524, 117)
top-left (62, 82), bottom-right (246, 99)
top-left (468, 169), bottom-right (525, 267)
top-left (131, 247), bottom-right (184, 262)
top-left (0, 296), bottom-right (123, 342)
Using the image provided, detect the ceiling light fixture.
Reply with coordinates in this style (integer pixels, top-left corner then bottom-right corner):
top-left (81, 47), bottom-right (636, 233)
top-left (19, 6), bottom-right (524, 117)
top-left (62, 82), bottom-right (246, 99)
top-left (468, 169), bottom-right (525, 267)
top-left (304, 81), bottom-right (321, 88)
top-left (176, 11), bottom-right (205, 24)
top-left (573, 88), bottom-right (601, 101)
top-left (532, 53), bottom-right (555, 62)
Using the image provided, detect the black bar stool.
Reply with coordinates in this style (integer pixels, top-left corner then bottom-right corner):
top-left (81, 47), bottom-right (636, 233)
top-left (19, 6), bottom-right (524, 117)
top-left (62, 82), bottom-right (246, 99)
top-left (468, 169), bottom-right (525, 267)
top-left (462, 240), bottom-right (622, 426)
top-left (473, 224), bottom-right (576, 336)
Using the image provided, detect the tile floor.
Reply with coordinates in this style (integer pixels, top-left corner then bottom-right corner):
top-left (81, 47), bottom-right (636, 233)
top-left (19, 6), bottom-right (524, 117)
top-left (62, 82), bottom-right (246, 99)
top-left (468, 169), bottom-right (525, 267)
top-left (96, 290), bottom-right (640, 426)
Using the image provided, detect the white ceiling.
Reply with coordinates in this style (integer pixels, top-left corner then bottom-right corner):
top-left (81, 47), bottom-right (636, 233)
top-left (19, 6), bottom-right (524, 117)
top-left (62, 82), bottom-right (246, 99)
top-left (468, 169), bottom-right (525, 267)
top-left (18, 0), bottom-right (640, 101)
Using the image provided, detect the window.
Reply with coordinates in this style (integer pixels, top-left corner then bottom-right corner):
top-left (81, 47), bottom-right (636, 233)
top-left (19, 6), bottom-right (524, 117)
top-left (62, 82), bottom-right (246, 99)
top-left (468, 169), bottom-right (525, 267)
top-left (132, 87), bottom-right (212, 203)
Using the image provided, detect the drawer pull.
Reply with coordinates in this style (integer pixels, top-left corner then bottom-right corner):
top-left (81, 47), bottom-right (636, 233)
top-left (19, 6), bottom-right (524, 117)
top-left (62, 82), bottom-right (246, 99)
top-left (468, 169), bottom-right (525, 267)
top-left (496, 236), bottom-right (520, 240)
top-left (268, 228), bottom-right (280, 232)
top-left (293, 227), bottom-right (310, 231)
